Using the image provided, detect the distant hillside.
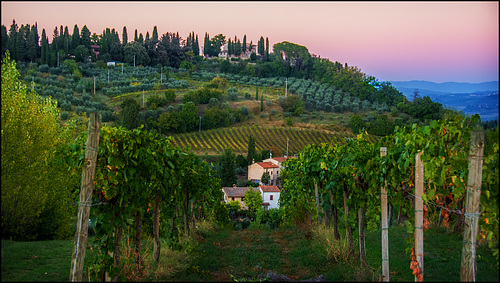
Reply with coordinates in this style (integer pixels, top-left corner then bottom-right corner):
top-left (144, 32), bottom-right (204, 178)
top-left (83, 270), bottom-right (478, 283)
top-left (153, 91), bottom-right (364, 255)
top-left (390, 80), bottom-right (499, 121)
top-left (389, 80), bottom-right (499, 94)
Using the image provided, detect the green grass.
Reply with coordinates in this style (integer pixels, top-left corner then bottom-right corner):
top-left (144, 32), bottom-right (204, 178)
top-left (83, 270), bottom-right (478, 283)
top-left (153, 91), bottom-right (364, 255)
top-left (2, 222), bottom-right (498, 282)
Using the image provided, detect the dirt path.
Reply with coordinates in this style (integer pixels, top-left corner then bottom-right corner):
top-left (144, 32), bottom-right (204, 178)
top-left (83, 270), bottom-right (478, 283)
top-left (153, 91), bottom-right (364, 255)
top-left (190, 227), bottom-right (325, 282)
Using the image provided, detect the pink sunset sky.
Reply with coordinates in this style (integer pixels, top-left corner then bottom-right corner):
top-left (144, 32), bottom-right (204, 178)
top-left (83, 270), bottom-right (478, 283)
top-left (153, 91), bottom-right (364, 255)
top-left (2, 1), bottom-right (498, 83)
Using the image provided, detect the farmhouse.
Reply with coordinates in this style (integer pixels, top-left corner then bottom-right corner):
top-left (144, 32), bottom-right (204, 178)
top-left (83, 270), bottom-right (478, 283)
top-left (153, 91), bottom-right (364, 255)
top-left (248, 156), bottom-right (293, 185)
top-left (259, 185), bottom-right (281, 210)
top-left (221, 185), bottom-right (260, 210)
top-left (221, 184), bottom-right (281, 210)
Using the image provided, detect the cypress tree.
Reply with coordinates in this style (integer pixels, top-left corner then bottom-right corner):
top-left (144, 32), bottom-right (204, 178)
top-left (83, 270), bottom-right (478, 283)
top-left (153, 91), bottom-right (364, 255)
top-left (122, 26), bottom-right (128, 46)
top-left (1, 25), bottom-right (8, 56)
top-left (242, 34), bottom-right (246, 54)
top-left (194, 34), bottom-right (199, 56)
top-left (218, 148), bottom-right (237, 187)
top-left (265, 37), bottom-right (269, 61)
top-left (15, 25), bottom-right (27, 62)
top-left (203, 32), bottom-right (210, 57)
top-left (70, 24), bottom-right (80, 53)
top-left (227, 38), bottom-right (232, 56)
top-left (40, 29), bottom-right (49, 64)
top-left (63, 26), bottom-right (70, 54)
top-left (26, 24), bottom-right (38, 62)
top-left (256, 86), bottom-right (259, 100)
top-left (7, 20), bottom-right (18, 60)
top-left (258, 36), bottom-right (264, 56)
top-left (152, 26), bottom-right (158, 44)
top-left (247, 135), bottom-right (256, 165)
top-left (134, 29), bottom-right (138, 42)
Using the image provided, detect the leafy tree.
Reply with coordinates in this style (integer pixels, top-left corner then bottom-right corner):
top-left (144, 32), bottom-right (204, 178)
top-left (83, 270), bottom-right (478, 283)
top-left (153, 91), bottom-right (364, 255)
top-left (261, 171), bottom-right (271, 185)
top-left (280, 94), bottom-right (304, 116)
top-left (121, 98), bottom-right (140, 130)
top-left (164, 89), bottom-right (176, 102)
top-left (349, 114), bottom-right (365, 134)
top-left (247, 134), bottom-right (256, 165)
top-left (124, 41), bottom-right (149, 66)
top-left (236, 154), bottom-right (247, 168)
top-left (157, 111), bottom-right (181, 134)
top-left (2, 52), bottom-right (78, 240)
top-left (179, 101), bottom-right (198, 132)
top-left (74, 44), bottom-right (89, 62)
top-left (218, 148), bottom-right (237, 187)
top-left (244, 188), bottom-right (263, 212)
top-left (367, 114), bottom-right (394, 136)
top-left (206, 75), bottom-right (229, 90)
top-left (227, 87), bottom-right (238, 101)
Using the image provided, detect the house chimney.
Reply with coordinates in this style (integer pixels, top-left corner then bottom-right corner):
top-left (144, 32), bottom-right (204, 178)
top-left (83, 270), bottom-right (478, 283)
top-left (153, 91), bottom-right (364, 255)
top-left (233, 184), bottom-right (236, 188)
top-left (252, 159), bottom-right (255, 164)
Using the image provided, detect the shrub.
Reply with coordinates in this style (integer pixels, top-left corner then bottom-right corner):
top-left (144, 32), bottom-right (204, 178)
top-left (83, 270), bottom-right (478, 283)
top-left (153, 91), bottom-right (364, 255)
top-left (60, 111), bottom-right (69, 120)
top-left (238, 106), bottom-right (249, 116)
top-left (164, 89), bottom-right (176, 102)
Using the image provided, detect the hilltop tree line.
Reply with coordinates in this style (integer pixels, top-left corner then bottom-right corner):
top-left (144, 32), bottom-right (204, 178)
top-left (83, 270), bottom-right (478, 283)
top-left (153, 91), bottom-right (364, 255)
top-left (2, 20), bottom-right (448, 136)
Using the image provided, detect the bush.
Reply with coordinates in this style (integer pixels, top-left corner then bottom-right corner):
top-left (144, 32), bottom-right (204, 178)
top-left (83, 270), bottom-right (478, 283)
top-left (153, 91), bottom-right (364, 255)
top-left (164, 89), bottom-right (176, 102)
top-left (300, 114), bottom-right (309, 121)
top-left (60, 111), bottom-right (69, 120)
top-left (227, 87), bottom-right (238, 101)
top-left (238, 106), bottom-right (249, 116)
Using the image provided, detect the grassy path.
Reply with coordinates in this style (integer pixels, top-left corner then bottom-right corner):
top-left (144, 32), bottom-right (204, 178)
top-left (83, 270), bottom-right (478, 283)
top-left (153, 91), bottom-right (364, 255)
top-left (172, 226), bottom-right (330, 282)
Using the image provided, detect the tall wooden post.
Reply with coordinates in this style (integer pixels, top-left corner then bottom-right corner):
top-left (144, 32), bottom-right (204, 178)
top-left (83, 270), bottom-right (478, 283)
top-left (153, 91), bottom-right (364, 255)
top-left (460, 131), bottom-right (484, 281)
top-left (70, 113), bottom-right (101, 282)
top-left (415, 151), bottom-right (424, 282)
top-left (380, 147), bottom-right (389, 281)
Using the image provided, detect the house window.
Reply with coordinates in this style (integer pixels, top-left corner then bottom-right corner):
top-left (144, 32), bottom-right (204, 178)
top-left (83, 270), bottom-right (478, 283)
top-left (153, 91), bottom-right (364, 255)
top-left (270, 195), bottom-right (273, 200)
top-left (232, 197), bottom-right (235, 201)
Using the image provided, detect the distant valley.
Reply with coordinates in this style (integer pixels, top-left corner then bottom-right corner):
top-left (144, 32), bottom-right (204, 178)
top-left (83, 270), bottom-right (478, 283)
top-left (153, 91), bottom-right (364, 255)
top-left (390, 80), bottom-right (499, 121)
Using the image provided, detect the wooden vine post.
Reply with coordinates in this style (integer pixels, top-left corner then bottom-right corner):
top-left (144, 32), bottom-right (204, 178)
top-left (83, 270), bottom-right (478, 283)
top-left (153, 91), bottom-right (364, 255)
top-left (414, 151), bottom-right (424, 282)
top-left (460, 130), bottom-right (484, 281)
top-left (380, 147), bottom-right (389, 282)
top-left (70, 113), bottom-right (101, 282)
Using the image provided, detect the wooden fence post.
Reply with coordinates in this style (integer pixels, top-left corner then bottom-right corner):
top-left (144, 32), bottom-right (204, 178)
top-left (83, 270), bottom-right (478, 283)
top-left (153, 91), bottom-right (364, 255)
top-left (70, 113), bottom-right (101, 282)
top-left (460, 131), bottom-right (484, 281)
top-left (380, 147), bottom-right (389, 282)
top-left (415, 151), bottom-right (424, 282)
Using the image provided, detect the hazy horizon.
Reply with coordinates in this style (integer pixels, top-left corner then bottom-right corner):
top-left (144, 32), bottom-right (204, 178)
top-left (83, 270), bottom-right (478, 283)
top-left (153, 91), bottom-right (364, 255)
top-left (2, 1), bottom-right (498, 84)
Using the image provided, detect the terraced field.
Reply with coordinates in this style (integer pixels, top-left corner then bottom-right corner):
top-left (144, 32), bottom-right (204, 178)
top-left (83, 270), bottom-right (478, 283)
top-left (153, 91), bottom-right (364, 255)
top-left (171, 125), bottom-right (377, 156)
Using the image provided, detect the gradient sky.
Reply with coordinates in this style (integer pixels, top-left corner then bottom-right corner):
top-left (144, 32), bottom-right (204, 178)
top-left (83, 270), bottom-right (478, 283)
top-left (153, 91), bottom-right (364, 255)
top-left (2, 1), bottom-right (498, 83)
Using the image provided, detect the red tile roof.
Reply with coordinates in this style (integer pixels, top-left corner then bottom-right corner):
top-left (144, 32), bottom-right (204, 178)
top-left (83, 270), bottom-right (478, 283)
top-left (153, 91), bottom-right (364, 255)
top-left (272, 157), bottom-right (288, 162)
top-left (260, 185), bottom-right (280, 192)
top-left (257, 162), bottom-right (278, 169)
